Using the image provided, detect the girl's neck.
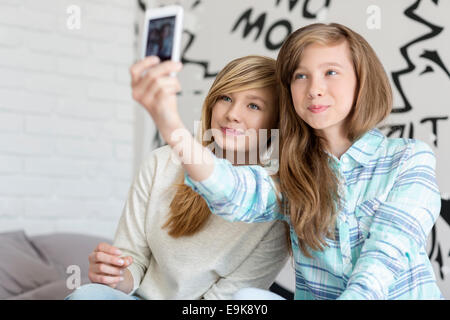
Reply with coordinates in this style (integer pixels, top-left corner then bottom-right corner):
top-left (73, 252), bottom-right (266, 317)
top-left (327, 138), bottom-right (352, 160)
top-left (317, 127), bottom-right (352, 160)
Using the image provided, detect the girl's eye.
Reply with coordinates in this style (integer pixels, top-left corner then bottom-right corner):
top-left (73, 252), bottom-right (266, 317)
top-left (294, 73), bottom-right (307, 80)
top-left (326, 70), bottom-right (337, 76)
top-left (220, 95), bottom-right (232, 102)
top-left (248, 103), bottom-right (260, 110)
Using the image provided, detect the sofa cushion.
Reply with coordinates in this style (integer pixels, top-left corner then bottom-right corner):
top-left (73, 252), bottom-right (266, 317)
top-left (0, 230), bottom-right (111, 300)
top-left (30, 233), bottom-right (110, 277)
top-left (0, 230), bottom-right (61, 299)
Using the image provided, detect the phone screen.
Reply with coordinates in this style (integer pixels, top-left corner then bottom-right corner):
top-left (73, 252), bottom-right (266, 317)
top-left (145, 16), bottom-right (176, 61)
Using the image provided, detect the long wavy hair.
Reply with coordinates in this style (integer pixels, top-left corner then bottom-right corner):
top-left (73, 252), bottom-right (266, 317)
top-left (276, 23), bottom-right (392, 257)
top-left (164, 55), bottom-right (280, 237)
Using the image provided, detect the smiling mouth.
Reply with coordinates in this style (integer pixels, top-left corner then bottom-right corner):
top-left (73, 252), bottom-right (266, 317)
top-left (307, 105), bottom-right (330, 113)
top-left (221, 127), bottom-right (244, 136)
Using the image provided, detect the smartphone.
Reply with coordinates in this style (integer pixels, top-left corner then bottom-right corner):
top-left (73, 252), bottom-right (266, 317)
top-left (141, 5), bottom-right (184, 62)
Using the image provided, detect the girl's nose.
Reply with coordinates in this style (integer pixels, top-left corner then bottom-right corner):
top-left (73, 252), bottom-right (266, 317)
top-left (308, 78), bottom-right (325, 99)
top-left (226, 103), bottom-right (241, 122)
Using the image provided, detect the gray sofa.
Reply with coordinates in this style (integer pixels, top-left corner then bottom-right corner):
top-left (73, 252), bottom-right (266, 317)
top-left (0, 230), bottom-right (293, 300)
top-left (0, 230), bottom-right (109, 300)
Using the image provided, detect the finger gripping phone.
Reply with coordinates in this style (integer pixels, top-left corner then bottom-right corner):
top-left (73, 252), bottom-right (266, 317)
top-left (141, 5), bottom-right (184, 62)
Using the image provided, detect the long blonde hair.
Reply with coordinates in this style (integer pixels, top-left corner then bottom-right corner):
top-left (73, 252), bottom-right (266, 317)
top-left (164, 55), bottom-right (279, 237)
top-left (276, 23), bottom-right (392, 257)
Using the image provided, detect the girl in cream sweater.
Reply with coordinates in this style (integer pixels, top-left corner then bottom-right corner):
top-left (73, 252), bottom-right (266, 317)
top-left (66, 56), bottom-right (289, 300)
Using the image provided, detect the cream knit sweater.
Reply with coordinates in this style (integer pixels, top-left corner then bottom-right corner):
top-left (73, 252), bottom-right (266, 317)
top-left (113, 145), bottom-right (289, 299)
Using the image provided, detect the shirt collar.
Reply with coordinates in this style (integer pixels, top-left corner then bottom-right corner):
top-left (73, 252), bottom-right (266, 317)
top-left (344, 128), bottom-right (385, 167)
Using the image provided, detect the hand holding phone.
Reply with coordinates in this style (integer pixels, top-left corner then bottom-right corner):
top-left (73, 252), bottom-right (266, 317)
top-left (141, 5), bottom-right (184, 62)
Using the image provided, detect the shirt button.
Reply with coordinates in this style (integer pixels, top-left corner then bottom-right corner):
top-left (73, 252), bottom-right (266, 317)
top-left (343, 256), bottom-right (351, 264)
top-left (342, 156), bottom-right (349, 164)
top-left (341, 215), bottom-right (347, 223)
top-left (373, 203), bottom-right (379, 211)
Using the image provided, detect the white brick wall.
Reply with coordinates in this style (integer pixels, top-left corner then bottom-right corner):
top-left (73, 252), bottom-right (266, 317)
top-left (0, 0), bottom-right (139, 239)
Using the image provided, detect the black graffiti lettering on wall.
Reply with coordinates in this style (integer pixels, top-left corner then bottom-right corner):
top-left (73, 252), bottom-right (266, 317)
top-left (232, 0), bottom-right (332, 51)
top-left (265, 20), bottom-right (292, 50)
top-left (231, 9), bottom-right (266, 42)
top-left (231, 9), bottom-right (292, 51)
top-left (274, 0), bottom-right (332, 19)
top-left (379, 116), bottom-right (448, 147)
top-left (421, 117), bottom-right (449, 147)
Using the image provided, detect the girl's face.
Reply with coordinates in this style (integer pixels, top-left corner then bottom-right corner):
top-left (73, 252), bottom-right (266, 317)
top-left (210, 87), bottom-right (277, 158)
top-left (290, 41), bottom-right (357, 139)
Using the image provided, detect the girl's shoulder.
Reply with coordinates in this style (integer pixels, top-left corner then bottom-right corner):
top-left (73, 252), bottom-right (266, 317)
top-left (382, 136), bottom-right (436, 167)
top-left (149, 144), bottom-right (173, 159)
top-left (138, 145), bottom-right (182, 180)
top-left (142, 145), bottom-right (179, 167)
top-left (383, 136), bottom-right (434, 155)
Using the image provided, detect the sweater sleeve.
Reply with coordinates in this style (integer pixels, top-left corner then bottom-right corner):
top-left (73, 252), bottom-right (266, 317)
top-left (112, 153), bottom-right (156, 294)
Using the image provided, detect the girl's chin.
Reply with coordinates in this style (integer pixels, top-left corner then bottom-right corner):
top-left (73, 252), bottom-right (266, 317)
top-left (304, 120), bottom-right (329, 131)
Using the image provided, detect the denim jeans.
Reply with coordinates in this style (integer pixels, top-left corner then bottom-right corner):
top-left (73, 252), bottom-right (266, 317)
top-left (64, 283), bottom-right (141, 300)
top-left (232, 287), bottom-right (286, 300)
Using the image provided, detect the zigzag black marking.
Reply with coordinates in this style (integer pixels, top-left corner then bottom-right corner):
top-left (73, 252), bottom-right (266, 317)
top-left (138, 0), bottom-right (146, 11)
top-left (441, 199), bottom-right (450, 227)
top-left (419, 50), bottom-right (450, 78)
top-left (181, 30), bottom-right (219, 79)
top-left (191, 0), bottom-right (202, 9)
top-left (391, 0), bottom-right (443, 113)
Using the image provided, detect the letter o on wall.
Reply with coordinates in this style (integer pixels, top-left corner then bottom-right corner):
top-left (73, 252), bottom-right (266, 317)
top-left (265, 20), bottom-right (292, 50)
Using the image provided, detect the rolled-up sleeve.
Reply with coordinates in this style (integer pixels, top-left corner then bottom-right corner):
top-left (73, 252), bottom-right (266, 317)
top-left (339, 140), bottom-right (441, 299)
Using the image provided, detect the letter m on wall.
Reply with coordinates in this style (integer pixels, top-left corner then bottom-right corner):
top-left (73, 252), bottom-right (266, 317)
top-left (231, 8), bottom-right (266, 41)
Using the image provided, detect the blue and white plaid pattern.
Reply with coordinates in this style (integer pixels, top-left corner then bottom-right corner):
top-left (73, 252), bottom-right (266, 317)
top-left (185, 129), bottom-right (443, 299)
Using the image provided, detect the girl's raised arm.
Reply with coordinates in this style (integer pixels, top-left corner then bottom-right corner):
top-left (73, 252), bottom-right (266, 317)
top-left (129, 57), bottom-right (283, 223)
top-left (130, 56), bottom-right (214, 182)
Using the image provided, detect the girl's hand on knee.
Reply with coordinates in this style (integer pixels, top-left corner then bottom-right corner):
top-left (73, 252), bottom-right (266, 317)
top-left (88, 242), bottom-right (133, 288)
